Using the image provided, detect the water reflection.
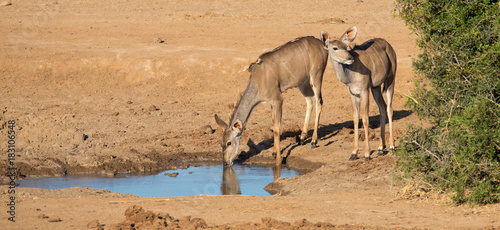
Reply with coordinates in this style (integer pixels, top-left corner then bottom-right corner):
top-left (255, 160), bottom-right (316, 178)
top-left (19, 163), bottom-right (299, 197)
top-left (273, 164), bottom-right (282, 181)
top-left (221, 164), bottom-right (283, 195)
top-left (221, 166), bottom-right (241, 195)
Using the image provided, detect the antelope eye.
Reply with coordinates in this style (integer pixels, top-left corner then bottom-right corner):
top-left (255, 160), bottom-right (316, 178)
top-left (227, 142), bottom-right (232, 146)
top-left (333, 47), bottom-right (338, 51)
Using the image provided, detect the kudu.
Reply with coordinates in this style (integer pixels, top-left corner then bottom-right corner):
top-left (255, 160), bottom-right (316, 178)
top-left (321, 27), bottom-right (397, 160)
top-left (215, 35), bottom-right (328, 166)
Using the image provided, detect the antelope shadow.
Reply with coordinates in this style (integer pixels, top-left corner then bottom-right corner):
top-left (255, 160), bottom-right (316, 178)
top-left (235, 109), bottom-right (412, 164)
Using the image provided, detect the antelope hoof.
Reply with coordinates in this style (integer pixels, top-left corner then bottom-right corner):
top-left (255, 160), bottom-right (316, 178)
top-left (377, 149), bottom-right (386, 156)
top-left (311, 141), bottom-right (318, 149)
top-left (272, 152), bottom-right (277, 159)
top-left (296, 135), bottom-right (304, 145)
top-left (364, 156), bottom-right (372, 161)
top-left (348, 154), bottom-right (359, 161)
top-left (390, 146), bottom-right (396, 152)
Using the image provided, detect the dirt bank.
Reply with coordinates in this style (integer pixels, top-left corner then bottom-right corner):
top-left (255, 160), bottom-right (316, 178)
top-left (1, 0), bottom-right (499, 229)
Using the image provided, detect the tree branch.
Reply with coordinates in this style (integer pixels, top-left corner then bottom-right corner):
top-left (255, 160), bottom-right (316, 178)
top-left (412, 140), bottom-right (441, 161)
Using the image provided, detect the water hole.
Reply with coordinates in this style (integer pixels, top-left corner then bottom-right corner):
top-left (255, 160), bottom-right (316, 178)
top-left (18, 164), bottom-right (301, 197)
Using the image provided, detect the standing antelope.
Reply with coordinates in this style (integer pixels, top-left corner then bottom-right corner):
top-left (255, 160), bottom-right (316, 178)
top-left (215, 35), bottom-right (328, 166)
top-left (321, 27), bottom-right (396, 160)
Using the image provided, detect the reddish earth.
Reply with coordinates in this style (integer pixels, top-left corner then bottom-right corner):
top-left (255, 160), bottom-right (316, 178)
top-left (0, 0), bottom-right (499, 229)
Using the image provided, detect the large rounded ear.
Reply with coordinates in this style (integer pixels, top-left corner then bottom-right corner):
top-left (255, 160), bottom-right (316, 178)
top-left (232, 119), bottom-right (243, 134)
top-left (215, 114), bottom-right (228, 129)
top-left (320, 31), bottom-right (330, 44)
top-left (340, 27), bottom-right (357, 44)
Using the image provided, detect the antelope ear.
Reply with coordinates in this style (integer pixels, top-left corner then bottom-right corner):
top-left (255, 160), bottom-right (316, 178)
top-left (215, 114), bottom-right (228, 129)
top-left (320, 31), bottom-right (330, 44)
top-left (232, 119), bottom-right (243, 133)
top-left (340, 27), bottom-right (357, 44)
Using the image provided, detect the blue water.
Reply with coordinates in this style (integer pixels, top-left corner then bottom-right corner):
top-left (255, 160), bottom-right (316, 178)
top-left (18, 164), bottom-right (299, 197)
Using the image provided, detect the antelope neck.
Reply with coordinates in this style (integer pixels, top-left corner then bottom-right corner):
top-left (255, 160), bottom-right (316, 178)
top-left (230, 80), bottom-right (260, 127)
top-left (330, 58), bottom-right (352, 85)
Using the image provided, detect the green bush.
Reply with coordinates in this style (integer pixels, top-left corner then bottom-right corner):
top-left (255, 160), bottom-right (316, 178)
top-left (394, 0), bottom-right (500, 205)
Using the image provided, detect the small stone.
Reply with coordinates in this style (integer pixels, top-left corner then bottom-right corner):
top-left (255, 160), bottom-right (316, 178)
top-left (148, 105), bottom-right (159, 111)
top-left (1, 1), bottom-right (12, 6)
top-left (191, 218), bottom-right (207, 228)
top-left (166, 172), bottom-right (179, 177)
top-left (199, 125), bottom-right (213, 134)
top-left (87, 220), bottom-right (101, 229)
top-left (47, 217), bottom-right (62, 222)
top-left (38, 214), bottom-right (49, 219)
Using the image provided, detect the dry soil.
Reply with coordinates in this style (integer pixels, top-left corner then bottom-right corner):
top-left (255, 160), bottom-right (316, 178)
top-left (1, 0), bottom-right (499, 229)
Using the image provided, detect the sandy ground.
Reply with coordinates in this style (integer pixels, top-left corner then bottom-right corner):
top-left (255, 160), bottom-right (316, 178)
top-left (0, 0), bottom-right (499, 229)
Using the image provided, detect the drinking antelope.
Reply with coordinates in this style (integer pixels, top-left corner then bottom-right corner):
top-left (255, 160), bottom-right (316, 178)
top-left (215, 35), bottom-right (328, 166)
top-left (321, 27), bottom-right (397, 160)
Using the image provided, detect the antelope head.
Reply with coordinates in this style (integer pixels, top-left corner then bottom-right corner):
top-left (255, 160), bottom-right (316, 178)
top-left (320, 27), bottom-right (357, 65)
top-left (214, 114), bottom-right (243, 166)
